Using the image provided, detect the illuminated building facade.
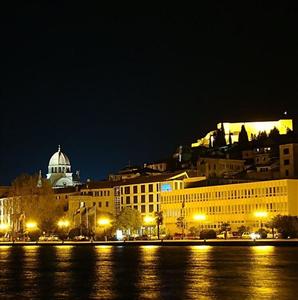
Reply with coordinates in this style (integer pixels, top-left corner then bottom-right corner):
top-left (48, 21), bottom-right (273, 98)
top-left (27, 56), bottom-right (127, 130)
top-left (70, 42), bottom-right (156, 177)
top-left (67, 182), bottom-right (115, 231)
top-left (118, 172), bottom-right (188, 220)
top-left (192, 119), bottom-right (293, 147)
top-left (197, 157), bottom-right (245, 178)
top-left (279, 143), bottom-right (298, 178)
top-left (161, 178), bottom-right (298, 234)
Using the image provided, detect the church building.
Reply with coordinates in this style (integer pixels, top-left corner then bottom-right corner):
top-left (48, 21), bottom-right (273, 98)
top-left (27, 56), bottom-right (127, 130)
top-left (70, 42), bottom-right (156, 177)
top-left (46, 146), bottom-right (80, 188)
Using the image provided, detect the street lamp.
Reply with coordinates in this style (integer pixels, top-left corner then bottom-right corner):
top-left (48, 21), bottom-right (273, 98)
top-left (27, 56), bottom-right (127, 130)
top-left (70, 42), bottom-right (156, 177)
top-left (58, 219), bottom-right (70, 242)
top-left (254, 211), bottom-right (268, 229)
top-left (98, 218), bottom-right (111, 241)
top-left (58, 220), bottom-right (70, 228)
top-left (143, 215), bottom-right (155, 239)
top-left (193, 214), bottom-right (206, 239)
top-left (26, 221), bottom-right (37, 230)
top-left (0, 223), bottom-right (9, 231)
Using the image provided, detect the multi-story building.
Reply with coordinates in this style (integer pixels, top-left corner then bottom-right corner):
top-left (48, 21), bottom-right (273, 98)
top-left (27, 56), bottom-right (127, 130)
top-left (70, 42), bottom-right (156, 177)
top-left (67, 181), bottom-right (116, 231)
top-left (118, 172), bottom-right (189, 219)
top-left (197, 157), bottom-right (245, 178)
top-left (0, 186), bottom-right (10, 226)
top-left (280, 143), bottom-right (298, 178)
top-left (161, 178), bottom-right (298, 234)
top-left (67, 172), bottom-right (189, 233)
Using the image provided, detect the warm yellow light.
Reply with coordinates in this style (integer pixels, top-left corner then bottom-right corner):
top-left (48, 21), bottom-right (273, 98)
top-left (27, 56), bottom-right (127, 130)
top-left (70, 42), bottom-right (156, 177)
top-left (193, 214), bottom-right (206, 221)
top-left (144, 216), bottom-right (155, 224)
top-left (254, 211), bottom-right (268, 218)
top-left (26, 221), bottom-right (37, 230)
top-left (98, 218), bottom-right (111, 226)
top-left (0, 223), bottom-right (9, 231)
top-left (58, 220), bottom-right (70, 228)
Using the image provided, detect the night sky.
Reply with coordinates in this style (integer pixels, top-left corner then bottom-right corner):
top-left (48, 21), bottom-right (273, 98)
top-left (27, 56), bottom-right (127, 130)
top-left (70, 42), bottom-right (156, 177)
top-left (1, 4), bottom-right (297, 185)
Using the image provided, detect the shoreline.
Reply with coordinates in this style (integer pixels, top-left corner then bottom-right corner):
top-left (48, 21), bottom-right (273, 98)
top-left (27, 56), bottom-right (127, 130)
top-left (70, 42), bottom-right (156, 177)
top-left (1, 239), bottom-right (298, 247)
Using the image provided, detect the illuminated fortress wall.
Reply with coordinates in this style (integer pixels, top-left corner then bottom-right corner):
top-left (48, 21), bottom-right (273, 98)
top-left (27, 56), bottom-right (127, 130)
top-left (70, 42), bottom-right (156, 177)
top-left (192, 119), bottom-right (293, 147)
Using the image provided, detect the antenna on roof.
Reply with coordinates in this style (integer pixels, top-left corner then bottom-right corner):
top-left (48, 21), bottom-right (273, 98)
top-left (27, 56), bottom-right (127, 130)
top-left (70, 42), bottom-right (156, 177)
top-left (58, 145), bottom-right (61, 152)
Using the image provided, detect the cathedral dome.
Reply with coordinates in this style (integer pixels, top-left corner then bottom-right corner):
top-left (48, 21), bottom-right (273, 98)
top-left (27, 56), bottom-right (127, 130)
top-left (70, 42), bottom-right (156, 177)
top-left (49, 146), bottom-right (70, 166)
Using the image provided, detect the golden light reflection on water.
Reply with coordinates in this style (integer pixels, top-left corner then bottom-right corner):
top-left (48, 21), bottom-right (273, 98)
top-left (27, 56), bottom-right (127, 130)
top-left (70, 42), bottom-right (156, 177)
top-left (95, 245), bottom-right (115, 299)
top-left (249, 246), bottom-right (278, 299)
top-left (185, 245), bottom-right (213, 300)
top-left (137, 245), bottom-right (161, 299)
top-left (22, 245), bottom-right (40, 297)
top-left (251, 245), bottom-right (274, 253)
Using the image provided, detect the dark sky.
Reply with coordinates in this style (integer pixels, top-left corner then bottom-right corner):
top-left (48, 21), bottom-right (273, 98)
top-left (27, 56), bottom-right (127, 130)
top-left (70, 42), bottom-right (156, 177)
top-left (1, 4), bottom-right (297, 185)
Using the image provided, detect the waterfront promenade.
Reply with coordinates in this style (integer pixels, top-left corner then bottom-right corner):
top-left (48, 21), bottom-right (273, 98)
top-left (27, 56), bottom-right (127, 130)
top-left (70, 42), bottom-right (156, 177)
top-left (2, 239), bottom-right (298, 246)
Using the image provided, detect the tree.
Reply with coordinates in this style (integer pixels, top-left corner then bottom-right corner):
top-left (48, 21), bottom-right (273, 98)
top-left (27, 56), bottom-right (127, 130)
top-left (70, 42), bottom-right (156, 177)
top-left (213, 123), bottom-right (226, 148)
top-left (269, 127), bottom-right (280, 143)
top-left (238, 125), bottom-right (249, 149)
top-left (155, 211), bottom-right (163, 239)
top-left (9, 174), bottom-right (65, 235)
top-left (256, 131), bottom-right (268, 147)
top-left (270, 215), bottom-right (298, 238)
top-left (114, 208), bottom-right (142, 235)
top-left (237, 225), bottom-right (249, 235)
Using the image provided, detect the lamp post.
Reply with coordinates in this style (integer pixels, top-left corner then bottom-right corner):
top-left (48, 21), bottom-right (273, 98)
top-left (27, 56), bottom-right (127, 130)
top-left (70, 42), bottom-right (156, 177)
top-left (144, 215), bottom-right (155, 239)
top-left (98, 218), bottom-right (111, 241)
top-left (254, 211), bottom-right (268, 229)
top-left (193, 214), bottom-right (206, 238)
top-left (58, 219), bottom-right (70, 242)
top-left (25, 221), bottom-right (38, 242)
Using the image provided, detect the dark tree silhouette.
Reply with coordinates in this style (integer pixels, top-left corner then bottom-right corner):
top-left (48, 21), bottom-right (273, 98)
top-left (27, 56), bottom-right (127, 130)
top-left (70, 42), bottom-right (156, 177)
top-left (238, 125), bottom-right (249, 148)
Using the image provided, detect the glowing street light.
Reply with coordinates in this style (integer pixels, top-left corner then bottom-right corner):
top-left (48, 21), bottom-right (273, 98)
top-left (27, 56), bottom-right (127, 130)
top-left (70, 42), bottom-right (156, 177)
top-left (98, 218), bottom-right (111, 226)
top-left (193, 214), bottom-right (206, 221)
top-left (58, 220), bottom-right (70, 228)
top-left (193, 214), bottom-right (207, 239)
top-left (0, 223), bottom-right (9, 231)
top-left (98, 218), bottom-right (111, 241)
top-left (254, 211), bottom-right (268, 229)
top-left (26, 221), bottom-right (37, 230)
top-left (254, 211), bottom-right (268, 218)
top-left (144, 215), bottom-right (155, 224)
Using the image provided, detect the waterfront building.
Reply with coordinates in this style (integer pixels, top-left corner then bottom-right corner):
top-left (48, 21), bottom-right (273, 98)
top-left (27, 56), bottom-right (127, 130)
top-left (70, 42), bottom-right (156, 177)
top-left (67, 181), bottom-right (115, 232)
top-left (161, 178), bottom-right (298, 234)
top-left (191, 119), bottom-right (293, 148)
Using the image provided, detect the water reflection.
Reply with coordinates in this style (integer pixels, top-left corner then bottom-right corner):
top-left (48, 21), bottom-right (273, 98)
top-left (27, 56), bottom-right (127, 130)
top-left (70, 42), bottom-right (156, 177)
top-left (137, 245), bottom-right (161, 299)
top-left (94, 246), bottom-right (115, 299)
top-left (248, 246), bottom-right (279, 299)
top-left (185, 245), bottom-right (213, 300)
top-left (1, 245), bottom-right (298, 299)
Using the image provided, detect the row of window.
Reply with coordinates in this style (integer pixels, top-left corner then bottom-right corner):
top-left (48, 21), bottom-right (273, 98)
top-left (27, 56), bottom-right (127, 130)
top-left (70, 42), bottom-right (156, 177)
top-left (122, 183), bottom-right (159, 194)
top-left (122, 204), bottom-right (158, 213)
top-left (164, 202), bottom-right (288, 217)
top-left (79, 201), bottom-right (110, 208)
top-left (81, 190), bottom-right (111, 197)
top-left (121, 194), bottom-right (157, 205)
top-left (161, 186), bottom-right (288, 203)
top-left (50, 167), bottom-right (70, 173)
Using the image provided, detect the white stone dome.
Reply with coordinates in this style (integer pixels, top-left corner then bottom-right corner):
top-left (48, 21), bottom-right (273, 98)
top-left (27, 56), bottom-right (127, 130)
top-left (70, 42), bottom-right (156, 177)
top-left (49, 146), bottom-right (70, 166)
